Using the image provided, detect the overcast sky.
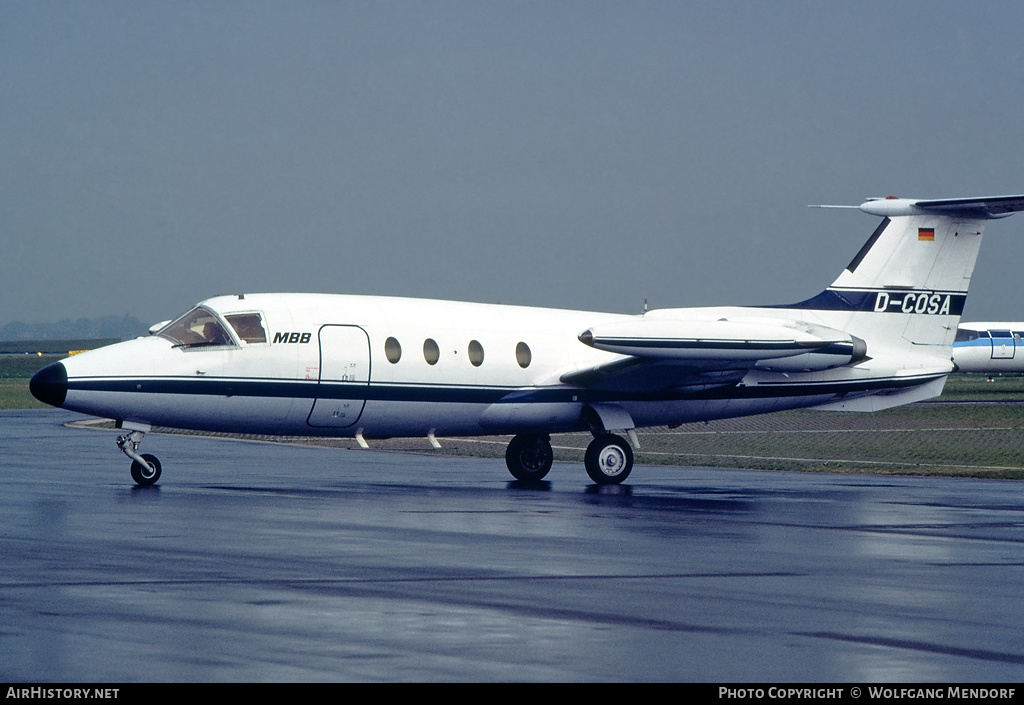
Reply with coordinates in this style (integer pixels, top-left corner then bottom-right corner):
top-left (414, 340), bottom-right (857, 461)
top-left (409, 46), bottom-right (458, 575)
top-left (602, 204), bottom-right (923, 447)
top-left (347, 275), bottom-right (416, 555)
top-left (4, 1), bottom-right (1024, 329)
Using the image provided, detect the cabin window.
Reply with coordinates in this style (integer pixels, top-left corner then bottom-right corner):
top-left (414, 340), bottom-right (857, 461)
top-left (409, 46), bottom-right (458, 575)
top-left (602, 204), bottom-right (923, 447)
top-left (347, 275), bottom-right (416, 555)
top-left (468, 340), bottom-right (484, 367)
top-left (158, 307), bottom-right (234, 348)
top-left (385, 336), bottom-right (402, 363)
top-left (516, 342), bottom-right (532, 368)
top-left (225, 313), bottom-right (267, 344)
top-left (423, 338), bottom-right (440, 365)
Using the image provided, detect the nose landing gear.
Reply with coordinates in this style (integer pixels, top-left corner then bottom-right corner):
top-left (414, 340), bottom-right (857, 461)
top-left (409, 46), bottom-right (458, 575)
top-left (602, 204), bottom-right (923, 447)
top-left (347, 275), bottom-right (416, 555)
top-left (116, 429), bottom-right (162, 487)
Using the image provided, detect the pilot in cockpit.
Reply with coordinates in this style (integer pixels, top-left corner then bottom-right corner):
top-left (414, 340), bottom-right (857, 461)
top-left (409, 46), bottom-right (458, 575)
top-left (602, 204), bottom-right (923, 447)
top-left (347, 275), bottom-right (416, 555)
top-left (201, 322), bottom-right (230, 346)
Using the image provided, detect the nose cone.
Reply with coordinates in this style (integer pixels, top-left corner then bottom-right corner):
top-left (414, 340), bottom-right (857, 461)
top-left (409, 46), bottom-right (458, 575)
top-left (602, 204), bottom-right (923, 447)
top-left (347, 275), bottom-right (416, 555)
top-left (30, 362), bottom-right (68, 408)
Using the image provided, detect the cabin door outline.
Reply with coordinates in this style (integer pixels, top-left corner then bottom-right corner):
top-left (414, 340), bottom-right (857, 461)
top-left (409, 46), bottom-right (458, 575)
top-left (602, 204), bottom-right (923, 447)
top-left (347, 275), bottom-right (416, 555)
top-left (307, 324), bottom-right (371, 428)
top-left (989, 330), bottom-right (1016, 360)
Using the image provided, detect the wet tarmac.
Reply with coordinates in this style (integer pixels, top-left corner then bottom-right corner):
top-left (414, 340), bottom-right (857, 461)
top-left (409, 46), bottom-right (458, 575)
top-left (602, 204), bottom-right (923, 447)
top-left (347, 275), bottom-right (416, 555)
top-left (2, 409), bottom-right (1023, 682)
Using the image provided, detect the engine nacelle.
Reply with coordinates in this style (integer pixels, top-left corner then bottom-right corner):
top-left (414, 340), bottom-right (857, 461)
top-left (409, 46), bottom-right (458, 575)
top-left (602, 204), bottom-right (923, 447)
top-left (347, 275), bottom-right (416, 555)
top-left (579, 316), bottom-right (867, 372)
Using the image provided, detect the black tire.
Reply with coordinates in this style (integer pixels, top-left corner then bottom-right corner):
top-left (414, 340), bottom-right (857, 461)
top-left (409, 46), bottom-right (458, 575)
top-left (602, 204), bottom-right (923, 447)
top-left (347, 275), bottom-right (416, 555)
top-left (505, 434), bottom-right (553, 482)
top-left (584, 434), bottom-right (633, 484)
top-left (130, 453), bottom-right (162, 487)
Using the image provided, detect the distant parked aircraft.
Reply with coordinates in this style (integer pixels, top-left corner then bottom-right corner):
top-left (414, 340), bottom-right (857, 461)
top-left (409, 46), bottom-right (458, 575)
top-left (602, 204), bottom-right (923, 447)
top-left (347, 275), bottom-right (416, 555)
top-left (953, 323), bottom-right (1024, 373)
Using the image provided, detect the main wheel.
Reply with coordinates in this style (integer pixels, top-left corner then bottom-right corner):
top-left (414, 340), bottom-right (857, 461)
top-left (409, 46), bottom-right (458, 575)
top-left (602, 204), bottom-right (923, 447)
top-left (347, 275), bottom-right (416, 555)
top-left (130, 453), bottom-right (162, 487)
top-left (584, 434), bottom-right (633, 484)
top-left (505, 434), bottom-right (553, 482)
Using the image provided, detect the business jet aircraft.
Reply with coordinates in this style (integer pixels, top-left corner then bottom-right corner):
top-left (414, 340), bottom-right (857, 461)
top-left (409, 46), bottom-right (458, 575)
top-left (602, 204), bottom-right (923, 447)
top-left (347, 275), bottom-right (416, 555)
top-left (30, 194), bottom-right (1024, 486)
top-left (953, 323), bottom-right (1024, 373)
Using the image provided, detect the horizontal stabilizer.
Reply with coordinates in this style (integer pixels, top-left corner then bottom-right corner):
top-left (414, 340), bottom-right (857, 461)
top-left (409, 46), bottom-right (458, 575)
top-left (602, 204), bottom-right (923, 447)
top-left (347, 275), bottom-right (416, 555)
top-left (813, 195), bottom-right (1024, 219)
top-left (908, 195), bottom-right (1024, 218)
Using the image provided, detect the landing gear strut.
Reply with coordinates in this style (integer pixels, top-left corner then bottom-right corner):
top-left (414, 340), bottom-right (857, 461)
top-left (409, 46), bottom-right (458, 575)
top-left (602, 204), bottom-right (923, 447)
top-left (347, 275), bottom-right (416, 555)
top-left (505, 433), bottom-right (553, 482)
top-left (116, 430), bottom-right (162, 487)
top-left (584, 433), bottom-right (633, 485)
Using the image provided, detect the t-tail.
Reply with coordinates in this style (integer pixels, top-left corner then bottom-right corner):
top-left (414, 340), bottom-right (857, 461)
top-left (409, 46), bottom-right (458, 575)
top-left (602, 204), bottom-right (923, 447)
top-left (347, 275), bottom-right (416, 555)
top-left (784, 195), bottom-right (1024, 409)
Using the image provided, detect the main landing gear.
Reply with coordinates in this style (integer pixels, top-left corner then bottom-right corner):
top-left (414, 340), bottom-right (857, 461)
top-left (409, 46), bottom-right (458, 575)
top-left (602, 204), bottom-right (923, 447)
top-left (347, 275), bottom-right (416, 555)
top-left (505, 433), bottom-right (554, 482)
top-left (504, 431), bottom-right (634, 485)
top-left (116, 429), bottom-right (162, 487)
top-left (584, 433), bottom-right (633, 485)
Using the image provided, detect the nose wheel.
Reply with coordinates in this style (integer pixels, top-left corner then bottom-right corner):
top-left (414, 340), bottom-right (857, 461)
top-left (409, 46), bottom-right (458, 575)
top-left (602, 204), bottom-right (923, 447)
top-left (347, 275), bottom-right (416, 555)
top-left (130, 453), bottom-right (162, 486)
top-left (117, 430), bottom-right (162, 487)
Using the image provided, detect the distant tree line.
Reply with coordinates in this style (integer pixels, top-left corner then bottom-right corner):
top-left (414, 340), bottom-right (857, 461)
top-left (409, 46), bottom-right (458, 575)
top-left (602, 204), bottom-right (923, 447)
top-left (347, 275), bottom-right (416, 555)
top-left (0, 313), bottom-right (148, 341)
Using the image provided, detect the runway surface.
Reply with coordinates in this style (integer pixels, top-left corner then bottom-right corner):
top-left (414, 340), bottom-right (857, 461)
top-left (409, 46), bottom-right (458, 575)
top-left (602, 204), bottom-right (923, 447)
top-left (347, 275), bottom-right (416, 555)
top-left (2, 409), bottom-right (1023, 682)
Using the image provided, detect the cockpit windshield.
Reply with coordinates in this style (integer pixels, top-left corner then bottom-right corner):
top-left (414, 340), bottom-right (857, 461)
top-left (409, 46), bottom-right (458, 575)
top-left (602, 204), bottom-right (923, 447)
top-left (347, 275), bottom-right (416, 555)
top-left (157, 307), bottom-right (234, 348)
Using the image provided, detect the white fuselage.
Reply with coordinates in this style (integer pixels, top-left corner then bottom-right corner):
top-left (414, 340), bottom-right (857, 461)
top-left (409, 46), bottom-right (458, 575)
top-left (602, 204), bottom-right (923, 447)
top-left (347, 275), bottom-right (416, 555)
top-left (59, 294), bottom-right (619, 436)
top-left (53, 292), bottom-right (924, 438)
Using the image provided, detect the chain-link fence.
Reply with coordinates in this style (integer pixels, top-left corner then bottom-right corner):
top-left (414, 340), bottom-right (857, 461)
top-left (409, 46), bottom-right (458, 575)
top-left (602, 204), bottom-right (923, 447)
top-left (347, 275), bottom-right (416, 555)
top-left (371, 397), bottom-right (1024, 478)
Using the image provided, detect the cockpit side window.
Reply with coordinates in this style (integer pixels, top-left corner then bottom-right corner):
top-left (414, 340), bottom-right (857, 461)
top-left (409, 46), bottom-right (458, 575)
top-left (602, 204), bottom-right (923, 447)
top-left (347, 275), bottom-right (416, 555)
top-left (225, 313), bottom-right (267, 344)
top-left (158, 307), bottom-right (235, 348)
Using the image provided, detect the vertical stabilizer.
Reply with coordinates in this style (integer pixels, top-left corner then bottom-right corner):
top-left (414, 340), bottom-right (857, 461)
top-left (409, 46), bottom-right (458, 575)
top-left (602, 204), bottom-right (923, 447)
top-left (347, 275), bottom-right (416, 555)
top-left (784, 196), bottom-right (1024, 358)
